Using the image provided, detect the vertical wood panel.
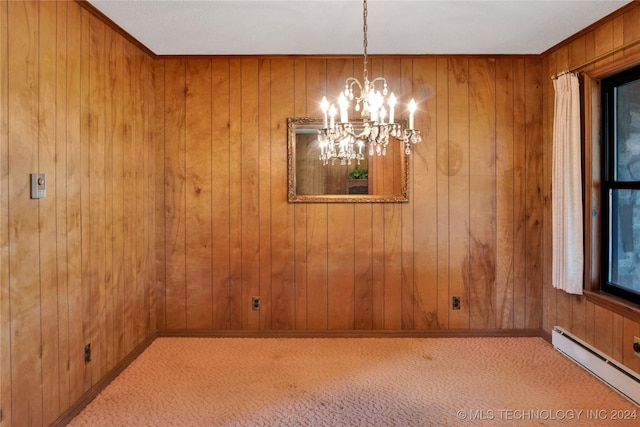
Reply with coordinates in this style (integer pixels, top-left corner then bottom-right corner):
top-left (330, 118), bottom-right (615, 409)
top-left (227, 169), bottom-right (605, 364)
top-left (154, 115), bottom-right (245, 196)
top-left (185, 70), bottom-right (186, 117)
top-left (611, 15), bottom-right (624, 62)
top-left (80, 4), bottom-right (94, 393)
top-left (512, 58), bottom-right (527, 330)
top-left (134, 47), bottom-right (146, 342)
top-left (524, 58), bottom-right (543, 329)
top-left (185, 59), bottom-right (213, 329)
top-left (293, 58), bottom-right (308, 330)
top-left (66, 0), bottom-right (84, 405)
top-left (305, 59), bottom-right (328, 330)
top-left (240, 58), bottom-right (261, 330)
top-left (383, 203), bottom-right (402, 330)
top-left (380, 59), bottom-right (403, 330)
top-left (612, 313), bottom-right (624, 363)
top-left (400, 57), bottom-right (416, 330)
top-left (353, 203), bottom-right (373, 329)
top-left (623, 7), bottom-right (640, 56)
top-left (270, 58), bottom-right (295, 330)
top-left (8, 1), bottom-right (42, 423)
top-left (584, 30), bottom-right (596, 74)
top-left (381, 61), bottom-right (404, 330)
top-left (0, 0), bottom-right (10, 422)
top-left (147, 53), bottom-right (156, 336)
top-left (257, 58), bottom-right (273, 329)
top-left (307, 200), bottom-right (328, 330)
top-left (370, 57), bottom-right (385, 330)
top-left (594, 305), bottom-right (613, 356)
top-left (371, 203), bottom-right (385, 330)
top-left (327, 203), bottom-right (355, 330)
top-left (122, 40), bottom-right (138, 352)
top-left (448, 57), bottom-right (470, 329)
top-left (402, 58), bottom-right (438, 329)
top-left (353, 55), bottom-right (378, 330)
top-left (435, 57), bottom-right (450, 329)
top-left (228, 58), bottom-right (243, 329)
top-left (468, 58), bottom-right (497, 329)
top-left (141, 54), bottom-right (150, 337)
top-left (543, 51), bottom-right (558, 334)
top-left (89, 13), bottom-right (107, 382)
top-left (112, 33), bottom-right (126, 358)
top-left (211, 58), bottom-right (231, 329)
top-left (495, 58), bottom-right (515, 329)
top-left (54, 0), bottom-right (71, 413)
top-left (133, 48), bottom-right (143, 341)
top-left (39, 1), bottom-right (60, 423)
top-left (164, 60), bottom-right (187, 329)
top-left (104, 16), bottom-right (115, 377)
top-left (154, 59), bottom-right (166, 331)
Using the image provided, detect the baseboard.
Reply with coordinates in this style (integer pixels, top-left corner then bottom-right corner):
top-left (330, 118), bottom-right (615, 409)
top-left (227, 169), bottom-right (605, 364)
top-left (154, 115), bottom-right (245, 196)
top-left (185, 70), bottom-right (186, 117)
top-left (50, 331), bottom-right (158, 427)
top-left (157, 328), bottom-right (547, 339)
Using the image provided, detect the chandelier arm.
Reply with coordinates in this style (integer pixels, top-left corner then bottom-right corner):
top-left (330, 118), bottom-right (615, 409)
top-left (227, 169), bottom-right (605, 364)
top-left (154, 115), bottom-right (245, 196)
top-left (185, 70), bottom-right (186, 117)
top-left (345, 77), bottom-right (362, 93)
top-left (369, 77), bottom-right (387, 90)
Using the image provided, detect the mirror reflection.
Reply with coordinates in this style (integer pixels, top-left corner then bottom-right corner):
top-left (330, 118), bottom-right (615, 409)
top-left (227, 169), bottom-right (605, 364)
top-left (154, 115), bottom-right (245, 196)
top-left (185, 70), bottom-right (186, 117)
top-left (287, 118), bottom-right (408, 203)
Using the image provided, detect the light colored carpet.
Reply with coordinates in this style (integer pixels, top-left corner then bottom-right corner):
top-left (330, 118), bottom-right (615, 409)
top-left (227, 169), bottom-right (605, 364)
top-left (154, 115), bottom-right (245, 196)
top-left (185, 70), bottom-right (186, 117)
top-left (68, 337), bottom-right (638, 426)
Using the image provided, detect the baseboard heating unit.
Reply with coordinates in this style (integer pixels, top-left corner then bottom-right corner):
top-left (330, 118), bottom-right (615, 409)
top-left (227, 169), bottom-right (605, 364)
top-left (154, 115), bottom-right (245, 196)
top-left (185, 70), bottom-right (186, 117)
top-left (552, 326), bottom-right (640, 406)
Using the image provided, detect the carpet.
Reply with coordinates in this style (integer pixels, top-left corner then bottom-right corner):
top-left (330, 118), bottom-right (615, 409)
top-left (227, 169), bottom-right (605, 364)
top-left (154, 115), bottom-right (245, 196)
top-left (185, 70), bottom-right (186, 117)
top-left (68, 337), bottom-right (639, 426)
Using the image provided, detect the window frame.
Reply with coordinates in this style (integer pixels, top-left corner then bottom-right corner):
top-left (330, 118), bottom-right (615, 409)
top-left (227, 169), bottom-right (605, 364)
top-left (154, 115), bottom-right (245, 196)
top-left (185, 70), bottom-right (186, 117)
top-left (579, 52), bottom-right (640, 322)
top-left (600, 65), bottom-right (640, 306)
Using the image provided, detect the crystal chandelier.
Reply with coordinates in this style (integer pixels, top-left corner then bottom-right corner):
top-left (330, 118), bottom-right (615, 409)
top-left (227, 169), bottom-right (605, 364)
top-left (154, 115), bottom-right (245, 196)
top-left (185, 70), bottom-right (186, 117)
top-left (318, 0), bottom-right (421, 166)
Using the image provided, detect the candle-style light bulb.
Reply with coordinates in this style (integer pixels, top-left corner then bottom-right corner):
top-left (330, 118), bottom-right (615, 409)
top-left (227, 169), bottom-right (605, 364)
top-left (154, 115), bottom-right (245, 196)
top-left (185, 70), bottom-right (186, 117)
top-left (329, 104), bottom-right (337, 130)
top-left (388, 93), bottom-right (396, 124)
top-left (321, 96), bottom-right (329, 128)
top-left (338, 93), bottom-right (349, 123)
top-left (408, 99), bottom-right (416, 130)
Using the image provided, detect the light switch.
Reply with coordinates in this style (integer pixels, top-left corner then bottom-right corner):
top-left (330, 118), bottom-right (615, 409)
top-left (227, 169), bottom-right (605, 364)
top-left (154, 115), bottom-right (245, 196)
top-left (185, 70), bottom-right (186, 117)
top-left (30, 173), bottom-right (46, 199)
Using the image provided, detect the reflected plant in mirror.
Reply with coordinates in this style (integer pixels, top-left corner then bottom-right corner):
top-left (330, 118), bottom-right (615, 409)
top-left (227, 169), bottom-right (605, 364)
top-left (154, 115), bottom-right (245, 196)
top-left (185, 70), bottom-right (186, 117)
top-left (287, 118), bottom-right (409, 203)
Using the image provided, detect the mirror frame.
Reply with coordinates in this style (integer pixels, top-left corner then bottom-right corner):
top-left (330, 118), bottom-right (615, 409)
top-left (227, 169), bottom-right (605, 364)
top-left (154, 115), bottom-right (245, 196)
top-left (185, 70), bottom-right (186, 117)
top-left (287, 117), bottom-right (409, 203)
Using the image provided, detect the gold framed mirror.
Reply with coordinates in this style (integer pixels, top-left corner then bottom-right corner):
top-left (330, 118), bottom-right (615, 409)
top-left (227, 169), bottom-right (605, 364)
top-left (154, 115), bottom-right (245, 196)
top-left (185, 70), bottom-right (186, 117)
top-left (287, 117), bottom-right (409, 203)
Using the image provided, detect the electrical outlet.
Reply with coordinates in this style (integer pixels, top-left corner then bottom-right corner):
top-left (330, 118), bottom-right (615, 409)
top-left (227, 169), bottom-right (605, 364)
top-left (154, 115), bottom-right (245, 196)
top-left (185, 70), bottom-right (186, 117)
top-left (84, 343), bottom-right (91, 364)
top-left (452, 296), bottom-right (461, 310)
top-left (634, 336), bottom-right (640, 358)
top-left (251, 296), bottom-right (261, 311)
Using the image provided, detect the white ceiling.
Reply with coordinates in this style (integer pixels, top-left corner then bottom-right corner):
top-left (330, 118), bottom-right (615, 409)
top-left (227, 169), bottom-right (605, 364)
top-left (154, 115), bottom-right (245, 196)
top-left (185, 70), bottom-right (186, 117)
top-left (87, 0), bottom-right (632, 56)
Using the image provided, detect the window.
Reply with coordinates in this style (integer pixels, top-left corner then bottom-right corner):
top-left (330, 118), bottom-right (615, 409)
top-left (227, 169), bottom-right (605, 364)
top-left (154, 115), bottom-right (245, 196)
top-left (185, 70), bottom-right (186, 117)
top-left (601, 65), bottom-right (640, 305)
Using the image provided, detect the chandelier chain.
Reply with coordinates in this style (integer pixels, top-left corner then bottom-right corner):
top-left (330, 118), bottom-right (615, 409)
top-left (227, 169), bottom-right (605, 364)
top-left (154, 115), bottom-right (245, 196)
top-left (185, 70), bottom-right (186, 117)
top-left (362, 0), bottom-right (368, 83)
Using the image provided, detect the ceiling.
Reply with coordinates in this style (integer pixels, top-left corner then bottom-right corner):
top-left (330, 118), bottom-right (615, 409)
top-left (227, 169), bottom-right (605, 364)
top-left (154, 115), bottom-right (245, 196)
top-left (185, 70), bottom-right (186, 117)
top-left (87, 0), bottom-right (632, 56)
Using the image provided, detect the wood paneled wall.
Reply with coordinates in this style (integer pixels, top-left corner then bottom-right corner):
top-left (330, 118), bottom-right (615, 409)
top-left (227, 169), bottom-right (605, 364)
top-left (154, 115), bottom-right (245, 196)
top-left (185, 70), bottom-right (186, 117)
top-left (156, 56), bottom-right (544, 333)
top-left (543, 3), bottom-right (640, 375)
top-left (0, 1), bottom-right (157, 425)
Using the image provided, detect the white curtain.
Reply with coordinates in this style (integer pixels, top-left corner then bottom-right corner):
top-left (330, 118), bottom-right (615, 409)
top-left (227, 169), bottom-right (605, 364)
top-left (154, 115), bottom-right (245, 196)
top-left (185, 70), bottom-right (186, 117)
top-left (552, 73), bottom-right (584, 295)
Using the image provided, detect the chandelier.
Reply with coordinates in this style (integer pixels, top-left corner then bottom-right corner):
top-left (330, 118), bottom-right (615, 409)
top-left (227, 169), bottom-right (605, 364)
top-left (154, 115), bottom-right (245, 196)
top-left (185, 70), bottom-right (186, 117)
top-left (318, 0), bottom-right (421, 166)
